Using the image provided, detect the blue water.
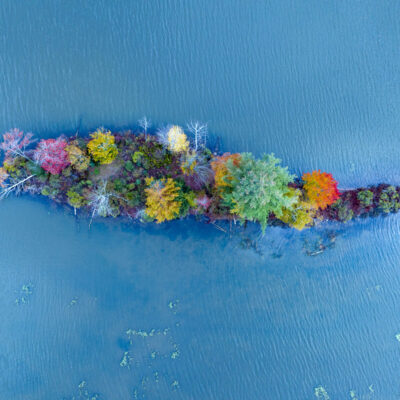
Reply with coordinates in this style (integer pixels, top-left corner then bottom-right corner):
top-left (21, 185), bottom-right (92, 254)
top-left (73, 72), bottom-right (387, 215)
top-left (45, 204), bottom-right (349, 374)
top-left (1, 0), bottom-right (400, 399)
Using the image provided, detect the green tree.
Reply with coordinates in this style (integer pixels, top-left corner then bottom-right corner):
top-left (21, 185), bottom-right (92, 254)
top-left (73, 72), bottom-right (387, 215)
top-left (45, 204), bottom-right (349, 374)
top-left (222, 153), bottom-right (297, 230)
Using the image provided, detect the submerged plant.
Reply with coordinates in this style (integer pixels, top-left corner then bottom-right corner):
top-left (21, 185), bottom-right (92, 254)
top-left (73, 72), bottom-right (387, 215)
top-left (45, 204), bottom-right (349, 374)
top-left (87, 128), bottom-right (118, 164)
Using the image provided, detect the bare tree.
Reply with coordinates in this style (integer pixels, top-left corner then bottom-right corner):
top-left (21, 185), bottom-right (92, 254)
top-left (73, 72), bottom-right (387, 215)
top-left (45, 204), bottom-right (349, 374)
top-left (186, 121), bottom-right (208, 151)
top-left (0, 174), bottom-right (36, 200)
top-left (88, 181), bottom-right (125, 227)
top-left (138, 116), bottom-right (151, 140)
top-left (0, 129), bottom-right (36, 162)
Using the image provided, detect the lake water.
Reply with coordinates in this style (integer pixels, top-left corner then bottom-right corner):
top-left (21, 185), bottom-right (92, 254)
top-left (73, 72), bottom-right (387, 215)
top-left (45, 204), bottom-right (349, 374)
top-left (1, 1), bottom-right (400, 399)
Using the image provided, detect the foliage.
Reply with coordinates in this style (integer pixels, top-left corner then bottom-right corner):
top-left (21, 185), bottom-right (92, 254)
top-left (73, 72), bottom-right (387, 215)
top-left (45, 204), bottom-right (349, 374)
top-left (0, 128), bottom-right (35, 159)
top-left (87, 129), bottom-right (118, 165)
top-left (33, 138), bottom-right (70, 174)
top-left (181, 151), bottom-right (212, 190)
top-left (210, 153), bottom-right (241, 190)
top-left (278, 189), bottom-right (315, 230)
top-left (332, 198), bottom-right (354, 222)
top-left (65, 143), bottom-right (90, 172)
top-left (357, 190), bottom-right (374, 207)
top-left (67, 190), bottom-right (87, 208)
top-left (158, 125), bottom-right (189, 153)
top-left (0, 168), bottom-right (9, 187)
top-left (144, 177), bottom-right (181, 223)
top-left (378, 186), bottom-right (400, 213)
top-left (221, 153), bottom-right (297, 230)
top-left (302, 170), bottom-right (340, 210)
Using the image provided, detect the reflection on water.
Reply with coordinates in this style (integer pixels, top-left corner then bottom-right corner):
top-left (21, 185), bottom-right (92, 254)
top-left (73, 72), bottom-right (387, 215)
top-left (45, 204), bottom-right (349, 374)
top-left (2, 0), bottom-right (400, 398)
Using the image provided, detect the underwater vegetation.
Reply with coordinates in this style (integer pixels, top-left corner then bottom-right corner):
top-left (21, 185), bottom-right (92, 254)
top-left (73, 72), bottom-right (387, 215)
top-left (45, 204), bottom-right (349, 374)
top-left (0, 122), bottom-right (398, 231)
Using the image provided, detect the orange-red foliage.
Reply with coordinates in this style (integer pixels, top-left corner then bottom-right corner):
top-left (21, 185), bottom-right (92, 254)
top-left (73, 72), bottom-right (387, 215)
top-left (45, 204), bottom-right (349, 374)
top-left (302, 170), bottom-right (340, 209)
top-left (210, 153), bottom-right (241, 190)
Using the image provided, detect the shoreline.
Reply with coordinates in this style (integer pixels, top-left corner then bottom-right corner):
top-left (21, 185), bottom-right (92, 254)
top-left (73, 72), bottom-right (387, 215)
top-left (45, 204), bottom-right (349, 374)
top-left (1, 125), bottom-right (399, 231)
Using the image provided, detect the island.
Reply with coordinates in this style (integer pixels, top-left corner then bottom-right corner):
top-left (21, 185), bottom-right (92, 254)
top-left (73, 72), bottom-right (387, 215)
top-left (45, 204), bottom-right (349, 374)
top-left (0, 124), bottom-right (397, 230)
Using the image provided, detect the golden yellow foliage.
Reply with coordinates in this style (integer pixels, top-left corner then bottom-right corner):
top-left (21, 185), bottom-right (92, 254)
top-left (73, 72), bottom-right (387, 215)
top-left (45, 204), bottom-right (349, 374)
top-left (278, 189), bottom-right (316, 230)
top-left (167, 125), bottom-right (189, 153)
top-left (87, 129), bottom-right (118, 165)
top-left (65, 143), bottom-right (90, 172)
top-left (210, 153), bottom-right (241, 190)
top-left (144, 177), bottom-right (181, 223)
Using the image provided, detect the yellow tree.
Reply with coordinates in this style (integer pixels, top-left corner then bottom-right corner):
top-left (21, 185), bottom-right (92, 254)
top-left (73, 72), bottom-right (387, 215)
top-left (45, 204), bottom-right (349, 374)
top-left (145, 177), bottom-right (181, 223)
top-left (87, 129), bottom-right (118, 164)
top-left (65, 142), bottom-right (90, 172)
top-left (166, 126), bottom-right (189, 153)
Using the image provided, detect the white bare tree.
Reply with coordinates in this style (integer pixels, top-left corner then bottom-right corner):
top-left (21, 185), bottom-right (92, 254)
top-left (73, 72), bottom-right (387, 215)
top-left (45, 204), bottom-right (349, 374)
top-left (138, 116), bottom-right (151, 140)
top-left (186, 121), bottom-right (208, 151)
top-left (0, 174), bottom-right (36, 200)
top-left (88, 181), bottom-right (126, 227)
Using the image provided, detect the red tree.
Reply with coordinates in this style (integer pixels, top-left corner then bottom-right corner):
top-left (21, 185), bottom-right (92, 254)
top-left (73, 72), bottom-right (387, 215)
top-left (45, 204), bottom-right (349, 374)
top-left (33, 138), bottom-right (70, 174)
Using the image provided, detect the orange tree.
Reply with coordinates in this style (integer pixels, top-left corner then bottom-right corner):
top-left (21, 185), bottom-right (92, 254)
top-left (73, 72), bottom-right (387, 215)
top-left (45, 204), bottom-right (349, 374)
top-left (302, 170), bottom-right (340, 209)
top-left (210, 153), bottom-right (241, 191)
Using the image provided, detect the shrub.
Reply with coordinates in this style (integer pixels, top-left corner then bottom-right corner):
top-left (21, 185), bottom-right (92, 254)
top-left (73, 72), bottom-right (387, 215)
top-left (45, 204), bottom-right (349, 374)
top-left (181, 151), bottom-right (212, 190)
top-left (87, 129), bottom-right (118, 164)
top-left (0, 167), bottom-right (9, 187)
top-left (378, 186), bottom-right (400, 213)
top-left (65, 143), bottom-right (90, 172)
top-left (144, 177), bottom-right (181, 223)
top-left (357, 190), bottom-right (373, 207)
top-left (124, 160), bottom-right (134, 172)
top-left (33, 138), bottom-right (70, 174)
top-left (222, 153), bottom-right (297, 230)
top-left (332, 199), bottom-right (354, 222)
top-left (67, 190), bottom-right (87, 208)
top-left (302, 170), bottom-right (340, 209)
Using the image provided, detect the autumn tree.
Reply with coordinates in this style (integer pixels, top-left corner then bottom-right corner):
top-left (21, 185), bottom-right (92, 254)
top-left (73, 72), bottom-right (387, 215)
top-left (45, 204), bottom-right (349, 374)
top-left (302, 170), bottom-right (340, 209)
top-left (278, 189), bottom-right (315, 230)
top-left (144, 177), bottom-right (181, 223)
top-left (65, 142), bottom-right (90, 172)
top-left (87, 129), bottom-right (118, 164)
top-left (210, 153), bottom-right (241, 191)
top-left (33, 138), bottom-right (70, 174)
top-left (157, 125), bottom-right (189, 153)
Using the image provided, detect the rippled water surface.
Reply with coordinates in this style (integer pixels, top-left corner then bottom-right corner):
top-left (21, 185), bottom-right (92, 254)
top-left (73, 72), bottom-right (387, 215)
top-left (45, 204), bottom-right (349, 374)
top-left (1, 1), bottom-right (400, 399)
